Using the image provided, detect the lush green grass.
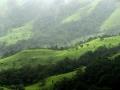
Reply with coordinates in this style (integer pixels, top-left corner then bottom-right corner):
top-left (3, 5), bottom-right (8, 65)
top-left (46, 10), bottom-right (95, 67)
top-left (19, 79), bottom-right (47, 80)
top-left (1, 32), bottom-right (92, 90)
top-left (25, 66), bottom-right (85, 90)
top-left (25, 83), bottom-right (40, 90)
top-left (2, 71), bottom-right (76, 90)
top-left (0, 68), bottom-right (76, 90)
top-left (0, 49), bottom-right (68, 70)
top-left (0, 22), bottom-right (33, 46)
top-left (101, 7), bottom-right (120, 31)
top-left (26, 71), bottom-right (76, 90)
top-left (0, 35), bottom-right (120, 70)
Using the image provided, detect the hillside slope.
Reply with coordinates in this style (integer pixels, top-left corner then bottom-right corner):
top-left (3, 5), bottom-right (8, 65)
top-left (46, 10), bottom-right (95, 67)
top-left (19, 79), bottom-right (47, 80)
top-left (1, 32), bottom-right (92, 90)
top-left (26, 71), bottom-right (76, 90)
top-left (0, 35), bottom-right (120, 70)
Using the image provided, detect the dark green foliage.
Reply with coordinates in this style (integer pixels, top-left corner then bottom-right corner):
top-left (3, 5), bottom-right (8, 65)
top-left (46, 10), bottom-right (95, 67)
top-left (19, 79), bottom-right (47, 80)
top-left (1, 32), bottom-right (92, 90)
top-left (54, 55), bottom-right (120, 90)
top-left (10, 84), bottom-right (25, 90)
top-left (79, 45), bottom-right (120, 66)
top-left (54, 77), bottom-right (88, 90)
top-left (0, 87), bottom-right (4, 90)
top-left (0, 45), bottom-right (120, 89)
top-left (0, 58), bottom-right (80, 86)
top-left (0, 65), bottom-right (46, 85)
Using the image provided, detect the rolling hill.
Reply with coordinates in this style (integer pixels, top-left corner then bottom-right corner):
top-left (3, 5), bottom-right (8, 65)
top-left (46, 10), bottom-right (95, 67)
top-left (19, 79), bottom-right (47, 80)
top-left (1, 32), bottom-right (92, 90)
top-left (0, 35), bottom-right (120, 70)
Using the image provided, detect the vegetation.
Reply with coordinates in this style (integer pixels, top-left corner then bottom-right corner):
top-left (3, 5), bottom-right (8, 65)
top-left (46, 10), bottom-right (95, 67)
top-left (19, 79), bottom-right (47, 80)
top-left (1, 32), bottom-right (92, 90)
top-left (54, 55), bottom-right (120, 90)
top-left (0, 0), bottom-right (120, 90)
top-left (0, 35), bottom-right (120, 70)
top-left (0, 39), bottom-right (120, 89)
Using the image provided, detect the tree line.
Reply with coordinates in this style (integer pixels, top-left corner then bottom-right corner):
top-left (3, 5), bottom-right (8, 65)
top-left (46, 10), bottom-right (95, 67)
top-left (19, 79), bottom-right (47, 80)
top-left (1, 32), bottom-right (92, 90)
top-left (0, 44), bottom-right (120, 89)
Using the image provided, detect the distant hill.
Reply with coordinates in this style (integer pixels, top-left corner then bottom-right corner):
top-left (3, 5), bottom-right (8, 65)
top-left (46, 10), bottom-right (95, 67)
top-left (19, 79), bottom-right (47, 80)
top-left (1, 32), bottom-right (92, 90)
top-left (0, 0), bottom-right (120, 56)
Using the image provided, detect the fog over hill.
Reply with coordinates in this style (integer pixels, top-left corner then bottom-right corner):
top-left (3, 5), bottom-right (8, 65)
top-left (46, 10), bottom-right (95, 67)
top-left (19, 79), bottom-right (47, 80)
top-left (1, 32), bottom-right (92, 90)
top-left (0, 0), bottom-right (120, 56)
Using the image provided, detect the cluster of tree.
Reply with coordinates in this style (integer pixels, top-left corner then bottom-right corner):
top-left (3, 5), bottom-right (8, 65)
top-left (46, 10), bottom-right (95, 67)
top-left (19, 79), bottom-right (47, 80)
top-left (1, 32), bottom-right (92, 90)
top-left (0, 45), bottom-right (120, 89)
top-left (54, 55), bottom-right (120, 90)
top-left (69, 34), bottom-right (120, 51)
top-left (78, 45), bottom-right (120, 66)
top-left (0, 65), bottom-right (45, 85)
top-left (0, 57), bottom-right (81, 85)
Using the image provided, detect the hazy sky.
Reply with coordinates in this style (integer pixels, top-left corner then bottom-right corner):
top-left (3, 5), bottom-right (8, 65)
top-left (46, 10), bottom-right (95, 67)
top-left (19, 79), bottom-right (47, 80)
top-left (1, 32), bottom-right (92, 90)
top-left (0, 0), bottom-right (74, 7)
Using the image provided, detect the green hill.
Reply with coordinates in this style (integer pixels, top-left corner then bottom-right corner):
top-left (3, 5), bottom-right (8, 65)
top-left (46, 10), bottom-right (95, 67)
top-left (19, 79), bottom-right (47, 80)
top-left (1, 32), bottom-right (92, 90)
top-left (26, 71), bottom-right (76, 90)
top-left (1, 71), bottom-right (76, 90)
top-left (0, 35), bottom-right (120, 89)
top-left (0, 35), bottom-right (120, 70)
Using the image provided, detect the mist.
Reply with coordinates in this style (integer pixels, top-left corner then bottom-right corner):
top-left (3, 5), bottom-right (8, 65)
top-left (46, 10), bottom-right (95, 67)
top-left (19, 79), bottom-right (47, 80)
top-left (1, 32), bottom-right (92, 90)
top-left (0, 0), bottom-right (120, 56)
